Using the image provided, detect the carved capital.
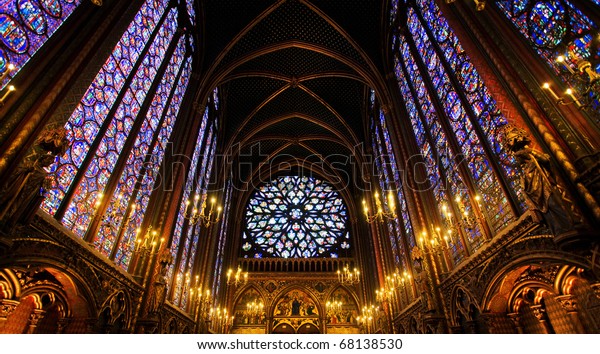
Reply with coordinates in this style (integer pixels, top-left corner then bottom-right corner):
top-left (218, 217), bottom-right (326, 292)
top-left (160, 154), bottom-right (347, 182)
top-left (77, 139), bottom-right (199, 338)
top-left (530, 305), bottom-right (547, 322)
top-left (556, 295), bottom-right (578, 312)
top-left (27, 309), bottom-right (46, 333)
top-left (0, 299), bottom-right (20, 319)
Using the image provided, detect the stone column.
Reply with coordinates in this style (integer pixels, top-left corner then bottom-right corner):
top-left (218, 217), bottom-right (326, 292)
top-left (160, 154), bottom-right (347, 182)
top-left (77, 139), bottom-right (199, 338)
top-left (557, 295), bottom-right (586, 333)
top-left (507, 313), bottom-right (523, 334)
top-left (26, 309), bottom-right (46, 334)
top-left (531, 304), bottom-right (554, 334)
top-left (0, 299), bottom-right (19, 332)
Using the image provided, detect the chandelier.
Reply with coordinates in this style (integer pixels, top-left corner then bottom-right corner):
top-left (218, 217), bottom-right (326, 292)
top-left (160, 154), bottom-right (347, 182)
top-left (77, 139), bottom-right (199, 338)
top-left (245, 299), bottom-right (264, 318)
top-left (362, 190), bottom-right (396, 223)
top-left (356, 304), bottom-right (378, 334)
top-left (226, 267), bottom-right (248, 287)
top-left (210, 306), bottom-right (234, 334)
top-left (437, 193), bottom-right (486, 245)
top-left (337, 264), bottom-right (360, 285)
top-left (183, 193), bottom-right (222, 227)
top-left (326, 300), bottom-right (343, 318)
top-left (375, 270), bottom-right (412, 306)
top-left (542, 45), bottom-right (600, 111)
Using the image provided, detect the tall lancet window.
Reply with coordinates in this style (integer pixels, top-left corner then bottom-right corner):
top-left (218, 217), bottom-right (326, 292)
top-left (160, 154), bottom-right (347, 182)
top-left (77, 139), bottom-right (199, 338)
top-left (369, 90), bottom-right (414, 271)
top-left (169, 88), bottom-right (219, 309)
top-left (40, 0), bottom-right (196, 269)
top-left (494, 1), bottom-right (600, 118)
top-left (390, 0), bottom-right (524, 260)
top-left (0, 0), bottom-right (82, 89)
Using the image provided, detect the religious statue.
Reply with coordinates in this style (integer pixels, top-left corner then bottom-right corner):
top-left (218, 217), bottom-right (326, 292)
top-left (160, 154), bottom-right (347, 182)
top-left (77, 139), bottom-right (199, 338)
top-left (0, 126), bottom-right (68, 228)
top-left (146, 252), bottom-right (173, 316)
top-left (504, 125), bottom-right (577, 235)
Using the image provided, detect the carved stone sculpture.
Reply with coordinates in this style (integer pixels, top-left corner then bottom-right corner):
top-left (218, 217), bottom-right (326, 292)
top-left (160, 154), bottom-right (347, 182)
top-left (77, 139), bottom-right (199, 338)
top-left (146, 252), bottom-right (173, 316)
top-left (504, 126), bottom-right (576, 236)
top-left (0, 126), bottom-right (68, 228)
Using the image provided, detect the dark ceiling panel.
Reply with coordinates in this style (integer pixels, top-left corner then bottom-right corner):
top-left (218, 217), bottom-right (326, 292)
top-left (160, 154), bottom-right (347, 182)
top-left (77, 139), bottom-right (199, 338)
top-left (215, 0), bottom-right (369, 75)
top-left (251, 116), bottom-right (337, 138)
top-left (202, 0), bottom-right (275, 73)
top-left (237, 87), bottom-right (354, 141)
top-left (222, 77), bottom-right (289, 139)
top-left (203, 0), bottom-right (384, 192)
top-left (309, 0), bottom-right (384, 70)
top-left (300, 77), bottom-right (367, 141)
top-left (230, 47), bottom-right (356, 78)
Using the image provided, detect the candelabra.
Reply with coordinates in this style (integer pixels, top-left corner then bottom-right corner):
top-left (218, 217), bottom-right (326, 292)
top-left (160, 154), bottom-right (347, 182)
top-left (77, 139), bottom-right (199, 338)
top-left (127, 223), bottom-right (165, 280)
top-left (190, 287), bottom-right (214, 333)
top-left (226, 267), bottom-right (248, 287)
top-left (326, 300), bottom-right (343, 323)
top-left (542, 44), bottom-right (600, 111)
top-left (437, 192), bottom-right (488, 250)
top-left (93, 192), bottom-right (137, 236)
top-left (245, 299), bottom-right (264, 318)
top-left (0, 63), bottom-right (16, 107)
top-left (362, 190), bottom-right (396, 223)
top-left (356, 304), bottom-right (378, 334)
top-left (337, 264), bottom-right (360, 285)
top-left (243, 298), bottom-right (265, 325)
top-left (184, 193), bottom-right (222, 227)
top-left (133, 226), bottom-right (164, 254)
top-left (375, 270), bottom-right (412, 309)
top-left (210, 307), bottom-right (234, 334)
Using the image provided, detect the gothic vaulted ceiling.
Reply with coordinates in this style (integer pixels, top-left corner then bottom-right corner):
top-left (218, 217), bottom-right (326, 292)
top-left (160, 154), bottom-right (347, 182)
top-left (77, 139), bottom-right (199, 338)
top-left (199, 0), bottom-right (387, 194)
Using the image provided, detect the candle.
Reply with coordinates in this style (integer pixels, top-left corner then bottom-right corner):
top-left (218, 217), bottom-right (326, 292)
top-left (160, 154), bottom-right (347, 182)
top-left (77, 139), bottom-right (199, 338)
top-left (542, 83), bottom-right (560, 101)
top-left (556, 55), bottom-right (575, 74)
top-left (0, 85), bottom-right (15, 102)
top-left (566, 88), bottom-right (582, 107)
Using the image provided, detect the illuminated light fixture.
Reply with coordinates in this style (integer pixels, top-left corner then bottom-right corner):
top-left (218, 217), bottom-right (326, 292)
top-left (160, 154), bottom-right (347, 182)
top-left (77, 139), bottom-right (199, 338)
top-left (362, 190), bottom-right (397, 223)
top-left (337, 264), bottom-right (360, 285)
top-left (226, 267), bottom-right (248, 287)
top-left (184, 194), bottom-right (222, 227)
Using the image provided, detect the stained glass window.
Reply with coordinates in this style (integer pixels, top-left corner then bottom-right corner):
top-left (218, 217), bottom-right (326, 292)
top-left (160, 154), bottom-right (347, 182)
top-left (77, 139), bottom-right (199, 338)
top-left (213, 178), bottom-right (233, 299)
top-left (494, 0), bottom-right (600, 116)
top-left (242, 176), bottom-right (350, 259)
top-left (389, 1), bottom-right (524, 259)
top-left (170, 88), bottom-right (220, 307)
top-left (39, 0), bottom-right (197, 271)
top-left (370, 99), bottom-right (413, 270)
top-left (0, 0), bottom-right (82, 89)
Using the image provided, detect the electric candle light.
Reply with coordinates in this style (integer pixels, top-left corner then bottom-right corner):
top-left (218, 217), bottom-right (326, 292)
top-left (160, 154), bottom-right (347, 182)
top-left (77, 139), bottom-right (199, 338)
top-left (566, 88), bottom-right (582, 107)
top-left (0, 85), bottom-right (15, 102)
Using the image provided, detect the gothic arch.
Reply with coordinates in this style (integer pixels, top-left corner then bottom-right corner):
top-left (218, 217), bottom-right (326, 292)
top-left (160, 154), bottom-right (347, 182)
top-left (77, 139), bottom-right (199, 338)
top-left (449, 285), bottom-right (482, 332)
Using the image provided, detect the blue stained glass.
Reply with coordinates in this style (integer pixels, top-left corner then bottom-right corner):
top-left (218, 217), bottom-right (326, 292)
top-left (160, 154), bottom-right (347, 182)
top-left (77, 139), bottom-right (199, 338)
top-left (243, 176), bottom-right (349, 258)
top-left (0, 0), bottom-right (81, 89)
top-left (168, 106), bottom-right (209, 290)
top-left (417, 0), bottom-right (524, 229)
top-left (62, 8), bottom-right (178, 244)
top-left (172, 119), bottom-right (216, 306)
top-left (111, 37), bottom-right (189, 269)
top-left (394, 36), bottom-right (468, 259)
top-left (494, 0), bottom-right (600, 114)
top-left (407, 7), bottom-right (512, 238)
top-left (186, 0), bottom-right (196, 25)
top-left (42, 0), bottom-right (169, 216)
